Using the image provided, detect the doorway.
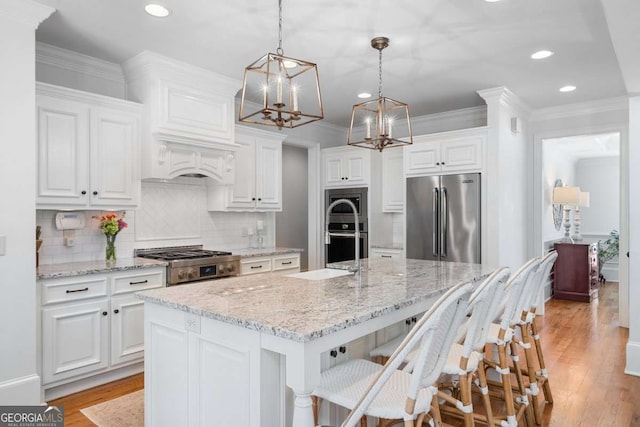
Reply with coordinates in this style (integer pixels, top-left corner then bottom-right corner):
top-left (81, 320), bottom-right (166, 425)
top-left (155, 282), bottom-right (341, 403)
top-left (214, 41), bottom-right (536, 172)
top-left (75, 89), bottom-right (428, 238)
top-left (539, 131), bottom-right (623, 317)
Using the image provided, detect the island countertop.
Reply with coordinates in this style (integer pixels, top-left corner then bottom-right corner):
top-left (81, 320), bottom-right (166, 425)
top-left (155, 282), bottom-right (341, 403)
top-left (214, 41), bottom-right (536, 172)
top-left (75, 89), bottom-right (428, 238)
top-left (136, 258), bottom-right (495, 343)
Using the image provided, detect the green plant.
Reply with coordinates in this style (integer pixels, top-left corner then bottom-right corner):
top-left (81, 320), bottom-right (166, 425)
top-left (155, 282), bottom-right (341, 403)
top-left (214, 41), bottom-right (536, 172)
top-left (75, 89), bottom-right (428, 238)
top-left (598, 230), bottom-right (619, 282)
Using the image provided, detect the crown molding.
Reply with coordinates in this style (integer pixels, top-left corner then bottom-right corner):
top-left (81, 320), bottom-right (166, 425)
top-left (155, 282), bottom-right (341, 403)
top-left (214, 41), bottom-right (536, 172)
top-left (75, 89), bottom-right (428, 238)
top-left (36, 42), bottom-right (125, 85)
top-left (410, 105), bottom-right (487, 129)
top-left (530, 96), bottom-right (629, 122)
top-left (0, 0), bottom-right (54, 28)
top-left (477, 86), bottom-right (531, 119)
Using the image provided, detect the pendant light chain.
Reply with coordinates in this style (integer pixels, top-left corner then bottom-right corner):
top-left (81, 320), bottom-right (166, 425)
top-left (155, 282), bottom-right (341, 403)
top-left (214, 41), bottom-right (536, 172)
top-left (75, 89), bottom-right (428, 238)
top-left (378, 48), bottom-right (383, 98)
top-left (277, 0), bottom-right (284, 55)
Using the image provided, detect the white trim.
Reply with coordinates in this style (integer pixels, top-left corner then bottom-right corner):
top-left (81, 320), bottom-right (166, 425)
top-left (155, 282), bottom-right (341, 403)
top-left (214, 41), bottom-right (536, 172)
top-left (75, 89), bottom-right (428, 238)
top-left (0, 0), bottom-right (54, 28)
top-left (36, 42), bottom-right (125, 85)
top-left (410, 106), bottom-right (487, 131)
top-left (44, 363), bottom-right (143, 401)
top-left (36, 81), bottom-right (141, 113)
top-left (0, 374), bottom-right (42, 405)
top-left (530, 97), bottom-right (629, 122)
top-left (625, 341), bottom-right (640, 377)
top-left (477, 86), bottom-right (532, 119)
top-left (307, 144), bottom-right (322, 270)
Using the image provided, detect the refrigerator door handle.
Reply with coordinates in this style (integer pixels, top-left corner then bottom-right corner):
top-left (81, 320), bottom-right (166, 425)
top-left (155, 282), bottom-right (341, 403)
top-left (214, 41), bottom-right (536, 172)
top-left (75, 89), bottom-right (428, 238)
top-left (441, 187), bottom-right (448, 257)
top-left (432, 188), bottom-right (439, 257)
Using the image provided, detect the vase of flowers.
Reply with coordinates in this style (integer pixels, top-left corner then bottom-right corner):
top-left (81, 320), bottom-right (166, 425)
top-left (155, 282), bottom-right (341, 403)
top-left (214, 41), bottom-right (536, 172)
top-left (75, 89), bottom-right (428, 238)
top-left (94, 212), bottom-right (128, 263)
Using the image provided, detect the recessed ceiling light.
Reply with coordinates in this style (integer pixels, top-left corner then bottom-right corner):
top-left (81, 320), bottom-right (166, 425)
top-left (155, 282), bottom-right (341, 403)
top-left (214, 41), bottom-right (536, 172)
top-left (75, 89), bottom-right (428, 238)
top-left (559, 85), bottom-right (576, 92)
top-left (145, 4), bottom-right (170, 17)
top-left (357, 92), bottom-right (372, 99)
top-left (485, 0), bottom-right (502, 3)
top-left (531, 50), bottom-right (554, 60)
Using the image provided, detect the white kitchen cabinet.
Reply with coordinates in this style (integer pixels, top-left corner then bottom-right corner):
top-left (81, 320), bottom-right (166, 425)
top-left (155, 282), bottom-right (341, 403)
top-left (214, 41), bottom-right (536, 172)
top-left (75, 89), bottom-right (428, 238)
top-left (240, 253), bottom-right (301, 276)
top-left (36, 83), bottom-right (141, 210)
top-left (208, 125), bottom-right (286, 212)
top-left (41, 298), bottom-right (110, 385)
top-left (405, 128), bottom-right (485, 177)
top-left (369, 247), bottom-right (403, 259)
top-left (382, 149), bottom-right (404, 212)
top-left (322, 146), bottom-right (370, 188)
top-left (38, 266), bottom-right (165, 396)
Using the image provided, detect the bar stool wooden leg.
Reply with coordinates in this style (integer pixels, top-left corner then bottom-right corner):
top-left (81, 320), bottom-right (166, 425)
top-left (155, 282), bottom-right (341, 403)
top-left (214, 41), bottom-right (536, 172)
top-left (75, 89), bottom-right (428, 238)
top-left (459, 372), bottom-right (475, 426)
top-left (312, 395), bottom-right (319, 426)
top-left (509, 341), bottom-right (535, 427)
top-left (519, 325), bottom-right (543, 425)
top-left (475, 358), bottom-right (495, 426)
top-left (530, 316), bottom-right (553, 404)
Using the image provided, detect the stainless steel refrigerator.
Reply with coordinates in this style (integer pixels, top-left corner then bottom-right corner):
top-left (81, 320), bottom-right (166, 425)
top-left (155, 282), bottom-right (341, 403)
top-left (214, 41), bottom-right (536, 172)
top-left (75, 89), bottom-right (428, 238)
top-left (406, 173), bottom-right (481, 263)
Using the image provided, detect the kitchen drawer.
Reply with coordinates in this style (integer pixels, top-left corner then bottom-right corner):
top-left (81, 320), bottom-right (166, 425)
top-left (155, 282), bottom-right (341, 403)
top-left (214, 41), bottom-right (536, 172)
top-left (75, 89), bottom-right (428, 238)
top-left (370, 248), bottom-right (403, 259)
top-left (240, 257), bottom-right (272, 275)
top-left (272, 255), bottom-right (300, 271)
top-left (111, 270), bottom-right (165, 295)
top-left (42, 277), bottom-right (108, 305)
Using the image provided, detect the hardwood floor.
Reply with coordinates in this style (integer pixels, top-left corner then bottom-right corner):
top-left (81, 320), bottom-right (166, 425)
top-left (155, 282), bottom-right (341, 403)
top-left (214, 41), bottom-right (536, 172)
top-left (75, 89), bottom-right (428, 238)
top-left (49, 283), bottom-right (639, 426)
top-left (48, 373), bottom-right (143, 426)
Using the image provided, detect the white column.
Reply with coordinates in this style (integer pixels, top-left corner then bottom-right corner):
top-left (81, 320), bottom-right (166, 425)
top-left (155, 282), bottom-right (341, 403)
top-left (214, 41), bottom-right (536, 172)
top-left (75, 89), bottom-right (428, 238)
top-left (0, 0), bottom-right (54, 404)
top-left (626, 96), bottom-right (640, 376)
top-left (477, 87), bottom-right (531, 271)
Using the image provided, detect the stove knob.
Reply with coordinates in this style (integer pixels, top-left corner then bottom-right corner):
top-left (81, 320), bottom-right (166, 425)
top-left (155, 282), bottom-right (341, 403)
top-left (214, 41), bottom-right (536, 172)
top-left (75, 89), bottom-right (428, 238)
top-left (187, 269), bottom-right (197, 280)
top-left (228, 263), bottom-right (235, 272)
top-left (177, 270), bottom-right (186, 280)
top-left (218, 265), bottom-right (226, 274)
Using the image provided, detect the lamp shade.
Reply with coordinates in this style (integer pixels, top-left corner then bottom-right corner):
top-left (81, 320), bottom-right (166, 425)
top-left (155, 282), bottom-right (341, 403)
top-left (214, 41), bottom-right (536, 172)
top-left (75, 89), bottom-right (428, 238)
top-left (579, 191), bottom-right (590, 207)
top-left (553, 186), bottom-right (580, 205)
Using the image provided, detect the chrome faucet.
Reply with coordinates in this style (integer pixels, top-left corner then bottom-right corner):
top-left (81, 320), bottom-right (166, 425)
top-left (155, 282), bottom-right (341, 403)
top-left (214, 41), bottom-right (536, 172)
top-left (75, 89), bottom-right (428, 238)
top-left (325, 198), bottom-right (361, 273)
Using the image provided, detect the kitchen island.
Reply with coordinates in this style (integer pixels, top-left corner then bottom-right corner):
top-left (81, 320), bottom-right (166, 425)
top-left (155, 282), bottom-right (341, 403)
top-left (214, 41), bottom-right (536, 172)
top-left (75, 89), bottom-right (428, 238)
top-left (136, 258), bottom-right (496, 427)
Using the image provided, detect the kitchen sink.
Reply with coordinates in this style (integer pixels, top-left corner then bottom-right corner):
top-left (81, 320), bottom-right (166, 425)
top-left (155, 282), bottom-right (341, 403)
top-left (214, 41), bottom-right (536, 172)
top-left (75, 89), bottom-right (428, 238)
top-left (286, 268), bottom-right (354, 281)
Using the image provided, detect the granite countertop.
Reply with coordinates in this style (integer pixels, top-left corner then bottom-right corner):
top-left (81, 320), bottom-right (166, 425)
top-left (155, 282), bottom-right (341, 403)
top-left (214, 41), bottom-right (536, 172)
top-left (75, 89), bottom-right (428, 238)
top-left (232, 247), bottom-right (304, 258)
top-left (37, 258), bottom-right (168, 280)
top-left (137, 258), bottom-right (495, 343)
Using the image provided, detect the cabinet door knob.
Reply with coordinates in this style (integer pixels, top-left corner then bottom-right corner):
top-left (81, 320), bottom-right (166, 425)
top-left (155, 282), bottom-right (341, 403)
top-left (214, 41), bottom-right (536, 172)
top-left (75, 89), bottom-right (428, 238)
top-left (93, 191), bottom-right (98, 196)
top-left (441, 162), bottom-right (445, 165)
top-left (81, 190), bottom-right (87, 195)
top-left (258, 198), bottom-right (262, 201)
top-left (252, 197), bottom-right (256, 201)
top-left (102, 311), bottom-right (108, 316)
top-left (330, 349), bottom-right (338, 358)
top-left (436, 162), bottom-right (440, 166)
top-left (339, 346), bottom-right (346, 353)
top-left (114, 309), bottom-right (119, 314)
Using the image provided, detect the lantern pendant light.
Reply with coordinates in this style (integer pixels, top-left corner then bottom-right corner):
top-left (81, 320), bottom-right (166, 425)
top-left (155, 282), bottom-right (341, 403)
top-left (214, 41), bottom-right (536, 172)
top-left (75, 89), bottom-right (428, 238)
top-left (347, 37), bottom-right (413, 151)
top-left (238, 0), bottom-right (323, 129)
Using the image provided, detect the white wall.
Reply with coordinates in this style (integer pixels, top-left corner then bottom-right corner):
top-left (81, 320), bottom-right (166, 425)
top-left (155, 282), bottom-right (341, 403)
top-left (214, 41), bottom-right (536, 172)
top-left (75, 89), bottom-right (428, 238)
top-left (37, 178), bottom-right (274, 264)
top-left (0, 0), bottom-right (54, 405)
top-left (575, 156), bottom-right (620, 235)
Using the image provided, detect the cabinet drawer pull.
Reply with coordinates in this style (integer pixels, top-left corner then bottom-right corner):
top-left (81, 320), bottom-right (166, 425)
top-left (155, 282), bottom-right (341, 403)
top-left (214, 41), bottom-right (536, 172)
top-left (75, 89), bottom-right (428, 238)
top-left (381, 255), bottom-right (392, 258)
top-left (66, 287), bottom-right (89, 293)
top-left (281, 261), bottom-right (293, 265)
top-left (129, 280), bottom-right (149, 285)
top-left (251, 265), bottom-right (263, 269)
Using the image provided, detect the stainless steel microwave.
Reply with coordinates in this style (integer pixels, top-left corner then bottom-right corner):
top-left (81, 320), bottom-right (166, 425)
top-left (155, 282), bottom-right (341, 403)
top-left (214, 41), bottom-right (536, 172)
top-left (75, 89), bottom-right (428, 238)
top-left (325, 187), bottom-right (368, 222)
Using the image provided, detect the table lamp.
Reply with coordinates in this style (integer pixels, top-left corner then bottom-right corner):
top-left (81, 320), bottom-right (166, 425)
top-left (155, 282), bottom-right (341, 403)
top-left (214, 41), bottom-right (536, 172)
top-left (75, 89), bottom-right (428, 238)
top-left (572, 191), bottom-right (590, 241)
top-left (553, 186), bottom-right (580, 242)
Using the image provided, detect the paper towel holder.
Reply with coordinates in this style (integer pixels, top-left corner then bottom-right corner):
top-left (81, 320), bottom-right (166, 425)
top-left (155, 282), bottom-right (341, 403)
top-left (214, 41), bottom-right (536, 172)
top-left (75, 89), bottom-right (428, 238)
top-left (55, 212), bottom-right (86, 230)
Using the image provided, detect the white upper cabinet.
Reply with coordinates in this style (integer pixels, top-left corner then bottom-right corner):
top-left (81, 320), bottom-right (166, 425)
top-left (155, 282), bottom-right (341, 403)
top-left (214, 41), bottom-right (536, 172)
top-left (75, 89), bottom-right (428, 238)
top-left (322, 146), bottom-right (371, 188)
top-left (382, 148), bottom-right (404, 212)
top-left (122, 52), bottom-right (241, 181)
top-left (208, 125), bottom-right (285, 212)
top-left (36, 83), bottom-right (141, 210)
top-left (404, 128), bottom-right (486, 177)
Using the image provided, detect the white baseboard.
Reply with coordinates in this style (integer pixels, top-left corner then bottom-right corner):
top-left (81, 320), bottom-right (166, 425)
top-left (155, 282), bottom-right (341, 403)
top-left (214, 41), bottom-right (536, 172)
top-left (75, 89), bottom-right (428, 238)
top-left (0, 374), bottom-right (41, 405)
top-left (44, 363), bottom-right (143, 401)
top-left (625, 340), bottom-right (640, 377)
top-left (601, 265), bottom-right (619, 282)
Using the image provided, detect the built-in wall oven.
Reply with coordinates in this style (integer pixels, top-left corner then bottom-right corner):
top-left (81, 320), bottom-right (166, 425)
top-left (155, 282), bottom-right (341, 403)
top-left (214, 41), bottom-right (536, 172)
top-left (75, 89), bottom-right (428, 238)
top-left (325, 187), bottom-right (368, 263)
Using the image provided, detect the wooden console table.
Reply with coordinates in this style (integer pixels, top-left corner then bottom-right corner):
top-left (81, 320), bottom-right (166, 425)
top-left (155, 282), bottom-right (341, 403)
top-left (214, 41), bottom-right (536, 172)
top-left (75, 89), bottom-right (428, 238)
top-left (553, 242), bottom-right (599, 302)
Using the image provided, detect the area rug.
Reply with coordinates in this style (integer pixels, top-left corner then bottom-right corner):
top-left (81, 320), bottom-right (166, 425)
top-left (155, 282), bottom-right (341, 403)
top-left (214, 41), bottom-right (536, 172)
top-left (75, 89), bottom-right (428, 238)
top-left (80, 389), bottom-right (144, 427)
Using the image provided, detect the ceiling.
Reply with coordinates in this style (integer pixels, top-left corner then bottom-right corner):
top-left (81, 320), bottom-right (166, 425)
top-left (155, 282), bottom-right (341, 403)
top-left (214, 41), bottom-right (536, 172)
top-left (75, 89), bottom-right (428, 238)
top-left (546, 132), bottom-right (620, 161)
top-left (34, 0), bottom-right (632, 128)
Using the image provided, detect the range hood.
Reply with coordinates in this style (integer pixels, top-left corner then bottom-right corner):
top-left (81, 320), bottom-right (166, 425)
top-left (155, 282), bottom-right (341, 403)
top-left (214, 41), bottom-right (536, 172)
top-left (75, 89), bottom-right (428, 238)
top-left (122, 51), bottom-right (241, 183)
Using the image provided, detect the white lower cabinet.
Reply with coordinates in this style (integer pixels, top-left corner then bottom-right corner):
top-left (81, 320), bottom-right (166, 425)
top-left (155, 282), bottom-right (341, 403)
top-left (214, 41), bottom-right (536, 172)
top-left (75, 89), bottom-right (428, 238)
top-left (369, 247), bottom-right (404, 259)
top-left (240, 253), bottom-right (301, 276)
top-left (41, 299), bottom-right (110, 385)
top-left (39, 267), bottom-right (165, 395)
